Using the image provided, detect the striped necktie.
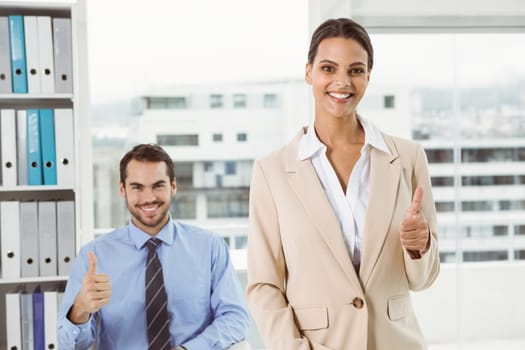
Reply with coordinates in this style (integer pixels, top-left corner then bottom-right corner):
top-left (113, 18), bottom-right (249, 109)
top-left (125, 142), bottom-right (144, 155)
top-left (145, 238), bottom-right (171, 350)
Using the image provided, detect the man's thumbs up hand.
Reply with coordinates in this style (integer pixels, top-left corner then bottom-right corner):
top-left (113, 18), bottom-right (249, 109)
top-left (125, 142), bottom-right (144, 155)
top-left (68, 251), bottom-right (111, 324)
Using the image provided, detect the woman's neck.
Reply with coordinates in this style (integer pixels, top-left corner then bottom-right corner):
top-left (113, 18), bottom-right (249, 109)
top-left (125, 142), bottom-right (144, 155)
top-left (314, 114), bottom-right (364, 147)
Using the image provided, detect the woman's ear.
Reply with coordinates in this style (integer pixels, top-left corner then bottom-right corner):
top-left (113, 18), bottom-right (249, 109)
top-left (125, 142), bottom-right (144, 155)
top-left (305, 63), bottom-right (312, 84)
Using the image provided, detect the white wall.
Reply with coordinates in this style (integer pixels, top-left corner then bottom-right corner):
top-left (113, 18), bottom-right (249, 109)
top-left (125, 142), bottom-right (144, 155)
top-left (412, 262), bottom-right (525, 343)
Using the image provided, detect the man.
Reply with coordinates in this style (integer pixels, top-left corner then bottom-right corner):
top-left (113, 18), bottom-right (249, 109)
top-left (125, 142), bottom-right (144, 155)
top-left (58, 144), bottom-right (249, 349)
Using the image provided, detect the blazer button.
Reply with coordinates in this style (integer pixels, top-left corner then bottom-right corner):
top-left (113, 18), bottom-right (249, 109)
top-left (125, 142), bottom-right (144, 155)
top-left (352, 297), bottom-right (364, 309)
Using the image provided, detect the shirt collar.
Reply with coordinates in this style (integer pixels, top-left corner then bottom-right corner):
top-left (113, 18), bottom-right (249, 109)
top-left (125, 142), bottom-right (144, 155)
top-left (297, 115), bottom-right (391, 161)
top-left (128, 216), bottom-right (175, 250)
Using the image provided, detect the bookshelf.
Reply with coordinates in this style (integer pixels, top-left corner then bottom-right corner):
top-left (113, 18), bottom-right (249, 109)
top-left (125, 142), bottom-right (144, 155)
top-left (0, 0), bottom-right (92, 348)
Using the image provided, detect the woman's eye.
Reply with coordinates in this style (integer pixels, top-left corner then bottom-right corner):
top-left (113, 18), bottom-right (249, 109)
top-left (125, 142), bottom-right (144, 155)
top-left (350, 68), bottom-right (365, 75)
top-left (321, 65), bottom-right (334, 72)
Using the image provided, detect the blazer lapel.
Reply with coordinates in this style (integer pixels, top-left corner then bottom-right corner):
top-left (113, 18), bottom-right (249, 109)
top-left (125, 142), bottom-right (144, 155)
top-left (359, 135), bottom-right (401, 288)
top-left (284, 129), bottom-right (361, 290)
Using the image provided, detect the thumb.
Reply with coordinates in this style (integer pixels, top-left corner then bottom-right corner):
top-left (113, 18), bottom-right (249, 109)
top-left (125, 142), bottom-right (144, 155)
top-left (87, 251), bottom-right (97, 276)
top-left (408, 186), bottom-right (424, 216)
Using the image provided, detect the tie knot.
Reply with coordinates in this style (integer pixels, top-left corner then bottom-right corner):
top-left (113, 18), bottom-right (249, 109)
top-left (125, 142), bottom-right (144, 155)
top-left (146, 238), bottom-right (162, 252)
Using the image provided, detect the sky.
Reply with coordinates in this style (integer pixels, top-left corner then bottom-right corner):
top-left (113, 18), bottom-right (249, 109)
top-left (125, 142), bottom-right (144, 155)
top-left (85, 1), bottom-right (525, 104)
top-left (86, 0), bottom-right (309, 103)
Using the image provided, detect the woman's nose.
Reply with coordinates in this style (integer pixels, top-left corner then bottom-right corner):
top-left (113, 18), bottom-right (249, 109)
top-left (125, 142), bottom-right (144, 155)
top-left (334, 73), bottom-right (351, 88)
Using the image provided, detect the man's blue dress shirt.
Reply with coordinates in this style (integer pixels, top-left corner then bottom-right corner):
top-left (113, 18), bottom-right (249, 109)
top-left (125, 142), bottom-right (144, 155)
top-left (57, 220), bottom-right (249, 350)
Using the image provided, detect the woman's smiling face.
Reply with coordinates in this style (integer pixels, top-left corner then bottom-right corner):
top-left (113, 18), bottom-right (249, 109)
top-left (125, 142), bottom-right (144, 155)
top-left (305, 37), bottom-right (370, 120)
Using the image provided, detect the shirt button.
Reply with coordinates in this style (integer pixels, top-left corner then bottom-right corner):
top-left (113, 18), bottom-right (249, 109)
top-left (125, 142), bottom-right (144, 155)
top-left (352, 297), bottom-right (364, 309)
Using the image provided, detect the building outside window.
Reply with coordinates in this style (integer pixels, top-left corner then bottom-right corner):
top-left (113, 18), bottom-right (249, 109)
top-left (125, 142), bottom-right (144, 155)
top-left (210, 94), bottom-right (223, 108)
top-left (237, 132), bottom-right (247, 142)
top-left (169, 191), bottom-right (196, 219)
top-left (204, 161), bottom-right (214, 172)
top-left (212, 133), bottom-right (223, 142)
top-left (157, 134), bottom-right (198, 146)
top-left (233, 94), bottom-right (247, 108)
top-left (146, 96), bottom-right (187, 109)
top-left (206, 190), bottom-right (249, 218)
top-left (263, 93), bottom-right (279, 108)
top-left (225, 161), bottom-right (237, 175)
top-left (384, 95), bottom-right (395, 109)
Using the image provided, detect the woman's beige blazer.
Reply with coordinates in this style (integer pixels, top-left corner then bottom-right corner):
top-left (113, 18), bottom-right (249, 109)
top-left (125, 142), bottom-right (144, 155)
top-left (246, 128), bottom-right (440, 350)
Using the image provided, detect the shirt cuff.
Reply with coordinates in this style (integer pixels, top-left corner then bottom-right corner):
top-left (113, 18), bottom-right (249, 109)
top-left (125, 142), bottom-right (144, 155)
top-left (62, 313), bottom-right (93, 339)
top-left (182, 336), bottom-right (213, 350)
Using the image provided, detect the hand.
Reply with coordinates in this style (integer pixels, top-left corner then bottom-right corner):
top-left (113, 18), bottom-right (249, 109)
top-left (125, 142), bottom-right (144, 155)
top-left (400, 187), bottom-right (430, 258)
top-left (68, 251), bottom-right (111, 324)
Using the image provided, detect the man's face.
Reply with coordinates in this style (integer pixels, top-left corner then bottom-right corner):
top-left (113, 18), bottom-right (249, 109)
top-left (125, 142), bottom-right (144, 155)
top-left (119, 160), bottom-right (176, 235)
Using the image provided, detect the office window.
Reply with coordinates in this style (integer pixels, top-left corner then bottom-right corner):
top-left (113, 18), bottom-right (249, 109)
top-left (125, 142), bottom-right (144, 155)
top-left (237, 132), bottom-right (247, 142)
top-left (225, 161), bottom-right (236, 175)
top-left (431, 176), bottom-right (454, 187)
top-left (463, 250), bottom-right (508, 262)
top-left (212, 133), bottom-right (223, 142)
top-left (462, 225), bottom-right (508, 238)
top-left (439, 252), bottom-right (457, 263)
top-left (207, 190), bottom-right (249, 218)
top-left (461, 147), bottom-right (525, 163)
top-left (204, 161), bottom-right (214, 173)
top-left (425, 149), bottom-right (454, 163)
top-left (461, 201), bottom-right (493, 212)
top-left (173, 162), bottom-right (193, 189)
top-left (146, 96), bottom-right (187, 109)
top-left (263, 93), bottom-right (279, 108)
top-left (210, 94), bottom-right (223, 108)
top-left (462, 175), bottom-right (517, 186)
top-left (157, 134), bottom-right (198, 146)
top-left (435, 201), bottom-right (455, 212)
top-left (169, 191), bottom-right (196, 219)
top-left (493, 226), bottom-right (508, 236)
top-left (384, 95), bottom-right (395, 109)
top-left (515, 250), bottom-right (525, 260)
top-left (235, 235), bottom-right (248, 249)
top-left (233, 94), bottom-right (246, 108)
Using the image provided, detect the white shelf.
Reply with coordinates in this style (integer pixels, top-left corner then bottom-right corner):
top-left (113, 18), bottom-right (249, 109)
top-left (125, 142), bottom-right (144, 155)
top-left (0, 1), bottom-right (92, 347)
top-left (0, 275), bottom-right (68, 285)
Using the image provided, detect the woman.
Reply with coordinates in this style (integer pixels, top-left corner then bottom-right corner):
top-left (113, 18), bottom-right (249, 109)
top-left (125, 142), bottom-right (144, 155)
top-left (246, 18), bottom-right (439, 350)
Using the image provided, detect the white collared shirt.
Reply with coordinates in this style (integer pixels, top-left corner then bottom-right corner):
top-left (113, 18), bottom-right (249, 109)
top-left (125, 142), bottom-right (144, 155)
top-left (297, 116), bottom-right (391, 264)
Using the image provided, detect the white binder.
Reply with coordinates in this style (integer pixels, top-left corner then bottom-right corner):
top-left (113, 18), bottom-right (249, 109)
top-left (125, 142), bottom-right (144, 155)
top-left (37, 16), bottom-right (55, 93)
top-left (6, 292), bottom-right (22, 349)
top-left (17, 109), bottom-right (28, 185)
top-left (0, 201), bottom-right (20, 280)
top-left (38, 201), bottom-right (57, 276)
top-left (53, 18), bottom-right (73, 93)
top-left (1, 109), bottom-right (18, 186)
top-left (54, 108), bottom-right (75, 186)
top-left (0, 16), bottom-right (12, 93)
top-left (44, 290), bottom-right (58, 350)
top-left (20, 201), bottom-right (39, 277)
top-left (57, 200), bottom-right (75, 275)
top-left (20, 292), bottom-right (34, 350)
top-left (24, 16), bottom-right (41, 94)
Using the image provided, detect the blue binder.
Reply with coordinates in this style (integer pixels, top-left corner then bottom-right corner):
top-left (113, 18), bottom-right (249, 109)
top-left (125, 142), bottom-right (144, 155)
top-left (27, 109), bottom-right (43, 185)
top-left (8, 15), bottom-right (28, 93)
top-left (32, 287), bottom-right (45, 350)
top-left (39, 109), bottom-right (57, 185)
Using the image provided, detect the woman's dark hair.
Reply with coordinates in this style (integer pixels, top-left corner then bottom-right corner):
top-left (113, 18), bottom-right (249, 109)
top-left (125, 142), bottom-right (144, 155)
top-left (307, 18), bottom-right (373, 71)
top-left (119, 143), bottom-right (175, 184)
